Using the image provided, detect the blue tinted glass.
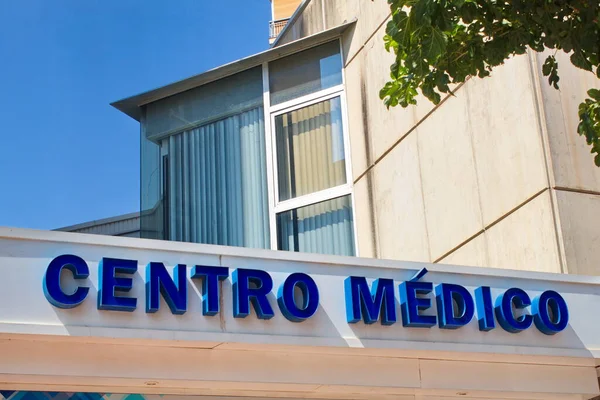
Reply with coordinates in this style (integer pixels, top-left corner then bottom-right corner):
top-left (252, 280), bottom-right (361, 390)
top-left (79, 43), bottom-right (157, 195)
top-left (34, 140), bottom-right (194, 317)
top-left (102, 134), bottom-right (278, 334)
top-left (140, 67), bottom-right (269, 248)
top-left (269, 41), bottom-right (342, 105)
top-left (277, 195), bottom-right (355, 256)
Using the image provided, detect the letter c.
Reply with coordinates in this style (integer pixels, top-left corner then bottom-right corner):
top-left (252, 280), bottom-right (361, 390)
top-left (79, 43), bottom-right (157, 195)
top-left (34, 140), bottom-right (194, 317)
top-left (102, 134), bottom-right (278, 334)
top-left (43, 254), bottom-right (90, 309)
top-left (495, 288), bottom-right (532, 333)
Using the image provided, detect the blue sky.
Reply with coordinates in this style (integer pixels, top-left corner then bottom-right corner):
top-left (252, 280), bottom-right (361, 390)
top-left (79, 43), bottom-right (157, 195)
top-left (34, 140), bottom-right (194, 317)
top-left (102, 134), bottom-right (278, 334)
top-left (0, 0), bottom-right (271, 230)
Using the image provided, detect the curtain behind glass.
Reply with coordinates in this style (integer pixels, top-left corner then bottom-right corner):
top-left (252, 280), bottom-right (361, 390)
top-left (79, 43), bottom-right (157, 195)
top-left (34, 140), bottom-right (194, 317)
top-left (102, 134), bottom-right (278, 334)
top-left (275, 97), bottom-right (347, 201)
top-left (166, 107), bottom-right (269, 248)
top-left (277, 196), bottom-right (355, 256)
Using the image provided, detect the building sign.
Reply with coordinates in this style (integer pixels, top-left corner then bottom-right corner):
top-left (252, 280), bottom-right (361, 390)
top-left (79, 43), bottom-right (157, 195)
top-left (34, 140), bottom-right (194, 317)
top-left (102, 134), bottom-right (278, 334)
top-left (43, 254), bottom-right (569, 336)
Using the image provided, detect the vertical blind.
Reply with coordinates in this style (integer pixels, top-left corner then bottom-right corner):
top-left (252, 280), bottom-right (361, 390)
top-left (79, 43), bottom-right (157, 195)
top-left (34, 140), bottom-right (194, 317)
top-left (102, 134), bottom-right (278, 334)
top-left (275, 97), bottom-right (347, 201)
top-left (166, 107), bottom-right (269, 248)
top-left (277, 195), bottom-right (355, 256)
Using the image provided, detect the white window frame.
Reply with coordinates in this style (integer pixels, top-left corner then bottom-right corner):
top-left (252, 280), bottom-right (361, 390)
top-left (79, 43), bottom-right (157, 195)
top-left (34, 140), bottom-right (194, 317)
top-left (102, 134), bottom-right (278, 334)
top-left (270, 90), bottom-right (351, 213)
top-left (268, 84), bottom-right (345, 114)
top-left (261, 37), bottom-right (357, 255)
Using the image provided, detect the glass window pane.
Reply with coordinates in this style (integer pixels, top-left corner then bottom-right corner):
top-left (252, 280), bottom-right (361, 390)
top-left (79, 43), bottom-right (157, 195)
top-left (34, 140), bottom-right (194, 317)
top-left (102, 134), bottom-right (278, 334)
top-left (140, 109), bottom-right (163, 240)
top-left (269, 41), bottom-right (342, 105)
top-left (163, 108), bottom-right (270, 249)
top-left (275, 96), bottom-right (347, 201)
top-left (145, 66), bottom-right (263, 140)
top-left (141, 67), bottom-right (269, 248)
top-left (277, 196), bottom-right (355, 256)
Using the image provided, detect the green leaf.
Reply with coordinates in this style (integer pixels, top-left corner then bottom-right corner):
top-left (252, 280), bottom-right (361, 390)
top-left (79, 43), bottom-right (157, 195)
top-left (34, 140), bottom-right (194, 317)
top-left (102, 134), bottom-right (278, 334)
top-left (435, 72), bottom-right (451, 92)
top-left (571, 51), bottom-right (593, 72)
top-left (380, 0), bottom-right (600, 166)
top-left (460, 2), bottom-right (477, 23)
top-left (422, 28), bottom-right (447, 61)
top-left (588, 89), bottom-right (600, 101)
top-left (543, 56), bottom-right (560, 90)
top-left (383, 34), bottom-right (398, 52)
top-left (414, 0), bottom-right (434, 26)
top-left (422, 83), bottom-right (442, 104)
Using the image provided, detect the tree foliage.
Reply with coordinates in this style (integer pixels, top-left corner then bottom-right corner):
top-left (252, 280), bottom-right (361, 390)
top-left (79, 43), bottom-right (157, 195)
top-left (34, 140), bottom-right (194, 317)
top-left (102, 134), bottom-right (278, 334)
top-left (379, 0), bottom-right (600, 165)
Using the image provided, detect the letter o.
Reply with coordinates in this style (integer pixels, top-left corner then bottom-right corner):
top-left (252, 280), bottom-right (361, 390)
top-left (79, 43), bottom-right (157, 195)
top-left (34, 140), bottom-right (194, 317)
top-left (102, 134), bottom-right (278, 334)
top-left (277, 273), bottom-right (319, 322)
top-left (532, 290), bottom-right (569, 335)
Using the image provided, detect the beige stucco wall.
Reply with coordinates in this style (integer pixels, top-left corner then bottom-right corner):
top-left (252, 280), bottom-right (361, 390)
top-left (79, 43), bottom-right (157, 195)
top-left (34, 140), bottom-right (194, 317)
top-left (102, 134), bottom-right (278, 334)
top-left (532, 51), bottom-right (600, 275)
top-left (277, 0), bottom-right (600, 275)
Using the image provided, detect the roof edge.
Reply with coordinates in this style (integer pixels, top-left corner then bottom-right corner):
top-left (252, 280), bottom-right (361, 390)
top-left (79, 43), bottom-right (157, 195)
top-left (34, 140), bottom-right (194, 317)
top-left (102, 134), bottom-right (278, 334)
top-left (54, 211), bottom-right (140, 232)
top-left (110, 19), bottom-right (356, 122)
top-left (271, 0), bottom-right (312, 48)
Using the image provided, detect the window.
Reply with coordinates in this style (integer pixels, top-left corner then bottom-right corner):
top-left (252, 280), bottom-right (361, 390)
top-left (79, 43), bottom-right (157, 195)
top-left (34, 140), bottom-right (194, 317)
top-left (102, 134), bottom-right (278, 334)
top-left (163, 107), bottom-right (269, 248)
top-left (267, 41), bottom-right (355, 257)
top-left (140, 40), bottom-right (356, 256)
top-left (274, 97), bottom-right (347, 201)
top-left (269, 40), bottom-right (343, 105)
top-left (141, 67), bottom-right (270, 249)
top-left (277, 195), bottom-right (354, 255)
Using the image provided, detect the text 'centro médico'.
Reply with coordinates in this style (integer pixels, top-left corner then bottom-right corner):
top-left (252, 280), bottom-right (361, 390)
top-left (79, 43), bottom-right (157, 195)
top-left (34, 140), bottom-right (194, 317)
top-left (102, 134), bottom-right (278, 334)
top-left (43, 254), bottom-right (569, 335)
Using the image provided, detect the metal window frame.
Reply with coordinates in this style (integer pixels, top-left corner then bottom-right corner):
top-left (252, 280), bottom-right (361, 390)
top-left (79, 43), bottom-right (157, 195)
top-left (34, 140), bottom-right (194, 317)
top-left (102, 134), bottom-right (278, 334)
top-left (269, 84), bottom-right (345, 114)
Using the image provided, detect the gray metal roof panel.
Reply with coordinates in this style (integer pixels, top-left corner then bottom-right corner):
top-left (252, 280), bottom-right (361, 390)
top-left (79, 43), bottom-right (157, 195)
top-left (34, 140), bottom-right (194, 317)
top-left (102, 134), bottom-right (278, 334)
top-left (55, 212), bottom-right (140, 233)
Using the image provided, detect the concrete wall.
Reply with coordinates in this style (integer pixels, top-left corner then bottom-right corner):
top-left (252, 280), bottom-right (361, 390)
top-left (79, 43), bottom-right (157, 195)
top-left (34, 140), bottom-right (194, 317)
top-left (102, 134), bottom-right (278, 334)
top-left (278, 0), bottom-right (600, 275)
top-left (532, 51), bottom-right (600, 275)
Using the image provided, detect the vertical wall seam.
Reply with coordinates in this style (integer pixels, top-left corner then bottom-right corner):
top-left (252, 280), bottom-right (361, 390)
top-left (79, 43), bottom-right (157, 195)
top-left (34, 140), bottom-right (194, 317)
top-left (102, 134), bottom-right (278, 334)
top-left (367, 171), bottom-right (380, 258)
top-left (527, 50), bottom-right (569, 274)
top-left (359, 58), bottom-right (379, 258)
top-left (415, 121), bottom-right (433, 262)
top-left (463, 81), bottom-right (491, 267)
top-left (321, 0), bottom-right (326, 30)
